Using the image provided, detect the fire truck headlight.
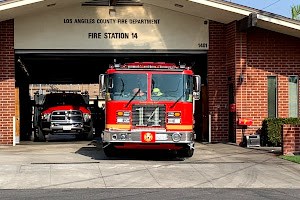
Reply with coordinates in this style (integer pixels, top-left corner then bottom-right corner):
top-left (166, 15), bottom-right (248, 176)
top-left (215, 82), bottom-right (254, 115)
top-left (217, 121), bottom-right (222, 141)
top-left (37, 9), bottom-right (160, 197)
top-left (117, 111), bottom-right (130, 117)
top-left (167, 118), bottom-right (181, 124)
top-left (168, 112), bottom-right (181, 117)
top-left (83, 113), bottom-right (91, 122)
top-left (172, 132), bottom-right (181, 142)
top-left (167, 112), bottom-right (181, 124)
top-left (41, 113), bottom-right (51, 121)
top-left (116, 111), bottom-right (130, 123)
top-left (120, 134), bottom-right (127, 140)
top-left (117, 117), bottom-right (130, 124)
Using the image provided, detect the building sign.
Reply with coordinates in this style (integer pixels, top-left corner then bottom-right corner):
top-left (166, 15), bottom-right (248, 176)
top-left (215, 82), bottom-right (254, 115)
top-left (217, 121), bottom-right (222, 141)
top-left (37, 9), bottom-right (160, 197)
top-left (238, 118), bottom-right (253, 126)
top-left (14, 4), bottom-right (209, 50)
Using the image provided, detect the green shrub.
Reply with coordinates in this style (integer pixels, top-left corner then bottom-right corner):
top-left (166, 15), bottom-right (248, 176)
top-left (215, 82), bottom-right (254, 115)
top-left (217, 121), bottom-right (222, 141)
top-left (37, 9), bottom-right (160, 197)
top-left (261, 118), bottom-right (300, 147)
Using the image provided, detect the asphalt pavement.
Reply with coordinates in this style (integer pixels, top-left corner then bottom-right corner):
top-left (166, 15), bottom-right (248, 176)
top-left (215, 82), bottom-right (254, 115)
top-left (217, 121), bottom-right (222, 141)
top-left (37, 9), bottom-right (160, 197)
top-left (1, 188), bottom-right (300, 200)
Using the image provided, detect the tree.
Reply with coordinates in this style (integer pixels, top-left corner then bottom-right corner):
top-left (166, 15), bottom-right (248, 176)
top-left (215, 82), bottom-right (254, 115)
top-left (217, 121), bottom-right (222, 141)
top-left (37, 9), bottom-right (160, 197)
top-left (291, 5), bottom-right (300, 20)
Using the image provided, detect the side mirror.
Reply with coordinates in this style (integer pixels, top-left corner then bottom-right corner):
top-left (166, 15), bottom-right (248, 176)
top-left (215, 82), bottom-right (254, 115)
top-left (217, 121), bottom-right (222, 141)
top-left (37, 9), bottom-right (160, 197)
top-left (193, 75), bottom-right (201, 100)
top-left (99, 74), bottom-right (106, 94)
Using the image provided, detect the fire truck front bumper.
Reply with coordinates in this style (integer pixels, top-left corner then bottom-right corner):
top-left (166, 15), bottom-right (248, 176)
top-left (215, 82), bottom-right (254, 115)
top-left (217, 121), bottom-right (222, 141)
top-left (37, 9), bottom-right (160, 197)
top-left (102, 130), bottom-right (194, 144)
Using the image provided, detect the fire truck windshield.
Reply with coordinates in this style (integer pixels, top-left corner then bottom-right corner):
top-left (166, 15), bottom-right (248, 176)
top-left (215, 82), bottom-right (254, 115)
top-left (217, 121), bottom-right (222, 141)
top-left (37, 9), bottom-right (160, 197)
top-left (151, 74), bottom-right (193, 102)
top-left (107, 73), bottom-right (193, 102)
top-left (107, 73), bottom-right (147, 101)
top-left (43, 93), bottom-right (87, 107)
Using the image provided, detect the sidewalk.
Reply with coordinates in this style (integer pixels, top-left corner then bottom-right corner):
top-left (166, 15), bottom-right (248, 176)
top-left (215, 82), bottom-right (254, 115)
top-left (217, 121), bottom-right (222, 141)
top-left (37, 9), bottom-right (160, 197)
top-left (0, 140), bottom-right (299, 189)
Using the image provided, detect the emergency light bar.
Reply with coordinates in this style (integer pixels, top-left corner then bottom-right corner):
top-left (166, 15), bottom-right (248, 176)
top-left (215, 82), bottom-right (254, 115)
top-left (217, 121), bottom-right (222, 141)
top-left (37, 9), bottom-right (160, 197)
top-left (109, 62), bottom-right (191, 70)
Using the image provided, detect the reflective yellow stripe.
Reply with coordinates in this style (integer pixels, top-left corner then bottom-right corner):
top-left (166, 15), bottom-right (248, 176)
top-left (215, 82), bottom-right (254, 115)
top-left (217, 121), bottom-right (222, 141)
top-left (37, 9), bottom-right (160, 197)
top-left (106, 124), bottom-right (131, 129)
top-left (166, 125), bottom-right (193, 130)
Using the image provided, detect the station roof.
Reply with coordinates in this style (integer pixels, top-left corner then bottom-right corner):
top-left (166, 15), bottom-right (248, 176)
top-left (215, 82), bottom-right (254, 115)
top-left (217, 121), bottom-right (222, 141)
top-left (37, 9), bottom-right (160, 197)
top-left (0, 0), bottom-right (299, 38)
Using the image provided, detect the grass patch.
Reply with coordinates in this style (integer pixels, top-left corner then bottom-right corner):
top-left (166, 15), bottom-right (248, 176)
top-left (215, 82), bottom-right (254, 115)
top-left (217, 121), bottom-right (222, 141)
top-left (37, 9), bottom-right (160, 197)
top-left (279, 155), bottom-right (300, 164)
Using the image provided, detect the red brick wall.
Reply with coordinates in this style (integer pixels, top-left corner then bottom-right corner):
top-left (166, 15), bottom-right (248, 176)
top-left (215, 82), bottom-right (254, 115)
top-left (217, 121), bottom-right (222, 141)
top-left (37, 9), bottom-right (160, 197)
top-left (241, 28), bottom-right (300, 143)
top-left (282, 124), bottom-right (300, 155)
top-left (226, 22), bottom-right (237, 142)
top-left (0, 19), bottom-right (15, 145)
top-left (208, 21), bottom-right (247, 143)
top-left (208, 21), bottom-right (228, 142)
top-left (209, 22), bottom-right (300, 145)
top-left (247, 27), bottom-right (300, 117)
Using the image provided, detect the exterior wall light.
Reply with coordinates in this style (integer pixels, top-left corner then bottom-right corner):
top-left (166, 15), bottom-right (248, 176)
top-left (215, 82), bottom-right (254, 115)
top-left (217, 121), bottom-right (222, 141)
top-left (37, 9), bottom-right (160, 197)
top-left (47, 3), bottom-right (56, 7)
top-left (109, 8), bottom-right (116, 17)
top-left (239, 74), bottom-right (244, 83)
top-left (174, 4), bottom-right (183, 8)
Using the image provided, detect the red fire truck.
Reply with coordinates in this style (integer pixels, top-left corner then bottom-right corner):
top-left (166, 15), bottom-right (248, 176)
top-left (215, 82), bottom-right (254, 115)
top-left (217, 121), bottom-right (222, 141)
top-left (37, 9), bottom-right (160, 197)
top-left (99, 62), bottom-right (201, 157)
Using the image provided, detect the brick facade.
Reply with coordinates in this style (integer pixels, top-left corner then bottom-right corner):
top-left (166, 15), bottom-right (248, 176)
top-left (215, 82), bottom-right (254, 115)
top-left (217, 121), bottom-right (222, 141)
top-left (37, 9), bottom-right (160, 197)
top-left (0, 17), bottom-right (299, 146)
top-left (0, 19), bottom-right (15, 145)
top-left (208, 20), bottom-right (247, 144)
top-left (207, 21), bottom-right (228, 142)
top-left (240, 28), bottom-right (300, 143)
top-left (282, 124), bottom-right (300, 155)
top-left (209, 21), bottom-right (300, 145)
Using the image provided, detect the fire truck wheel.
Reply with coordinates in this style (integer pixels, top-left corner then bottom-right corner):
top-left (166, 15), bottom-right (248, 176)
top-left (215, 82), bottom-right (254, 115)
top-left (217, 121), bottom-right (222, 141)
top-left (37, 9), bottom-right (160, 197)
top-left (37, 127), bottom-right (46, 142)
top-left (178, 145), bottom-right (194, 157)
top-left (103, 144), bottom-right (118, 157)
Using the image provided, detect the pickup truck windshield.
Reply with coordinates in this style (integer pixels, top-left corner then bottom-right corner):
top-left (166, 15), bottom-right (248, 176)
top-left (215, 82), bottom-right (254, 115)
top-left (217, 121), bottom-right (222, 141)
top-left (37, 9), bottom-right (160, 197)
top-left (151, 74), bottom-right (193, 102)
top-left (107, 73), bottom-right (147, 101)
top-left (44, 94), bottom-right (86, 107)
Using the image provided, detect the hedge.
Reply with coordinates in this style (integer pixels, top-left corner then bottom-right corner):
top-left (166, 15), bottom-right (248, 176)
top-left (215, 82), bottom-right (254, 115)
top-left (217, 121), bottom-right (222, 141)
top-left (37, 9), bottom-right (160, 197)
top-left (261, 118), bottom-right (300, 146)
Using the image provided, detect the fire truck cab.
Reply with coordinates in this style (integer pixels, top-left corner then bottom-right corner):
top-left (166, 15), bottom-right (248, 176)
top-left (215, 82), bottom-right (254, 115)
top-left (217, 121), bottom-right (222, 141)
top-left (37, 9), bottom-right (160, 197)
top-left (99, 62), bottom-right (201, 157)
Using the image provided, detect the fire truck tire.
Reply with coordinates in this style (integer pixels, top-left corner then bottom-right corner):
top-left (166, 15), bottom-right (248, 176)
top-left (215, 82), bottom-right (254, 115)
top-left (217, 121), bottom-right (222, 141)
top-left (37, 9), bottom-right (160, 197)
top-left (103, 144), bottom-right (118, 157)
top-left (178, 145), bottom-right (194, 157)
top-left (37, 127), bottom-right (46, 142)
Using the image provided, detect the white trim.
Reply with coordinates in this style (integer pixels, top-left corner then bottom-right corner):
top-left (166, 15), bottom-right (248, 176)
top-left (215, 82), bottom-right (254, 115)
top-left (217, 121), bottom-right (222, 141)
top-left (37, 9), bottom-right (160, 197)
top-left (257, 14), bottom-right (300, 31)
top-left (13, 116), bottom-right (16, 146)
top-left (208, 114), bottom-right (211, 143)
top-left (2, 0), bottom-right (299, 38)
top-left (189, 0), bottom-right (300, 35)
top-left (15, 49), bottom-right (208, 54)
top-left (188, 0), bottom-right (251, 16)
top-left (0, 0), bottom-right (44, 11)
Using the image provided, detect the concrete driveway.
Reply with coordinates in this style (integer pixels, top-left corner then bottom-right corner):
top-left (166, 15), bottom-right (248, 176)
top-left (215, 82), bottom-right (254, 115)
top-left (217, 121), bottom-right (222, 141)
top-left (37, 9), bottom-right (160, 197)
top-left (0, 137), bottom-right (299, 189)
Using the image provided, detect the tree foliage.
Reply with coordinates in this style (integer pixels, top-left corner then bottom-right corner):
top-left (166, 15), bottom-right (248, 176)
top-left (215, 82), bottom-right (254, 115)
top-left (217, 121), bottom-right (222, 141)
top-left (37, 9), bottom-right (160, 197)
top-left (291, 5), bottom-right (300, 20)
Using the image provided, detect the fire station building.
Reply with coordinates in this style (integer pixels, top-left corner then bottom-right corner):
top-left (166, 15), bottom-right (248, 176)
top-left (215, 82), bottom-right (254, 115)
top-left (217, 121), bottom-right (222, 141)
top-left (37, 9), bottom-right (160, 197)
top-left (0, 0), bottom-right (299, 146)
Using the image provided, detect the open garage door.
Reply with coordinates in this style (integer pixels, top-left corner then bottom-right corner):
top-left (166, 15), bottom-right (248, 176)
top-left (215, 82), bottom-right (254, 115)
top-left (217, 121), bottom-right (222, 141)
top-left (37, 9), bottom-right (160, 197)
top-left (15, 52), bottom-right (207, 142)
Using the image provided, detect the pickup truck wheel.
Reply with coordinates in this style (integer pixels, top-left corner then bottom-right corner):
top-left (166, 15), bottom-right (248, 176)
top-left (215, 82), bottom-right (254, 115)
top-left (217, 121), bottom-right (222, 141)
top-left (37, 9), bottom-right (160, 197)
top-left (38, 127), bottom-right (46, 142)
top-left (103, 144), bottom-right (118, 157)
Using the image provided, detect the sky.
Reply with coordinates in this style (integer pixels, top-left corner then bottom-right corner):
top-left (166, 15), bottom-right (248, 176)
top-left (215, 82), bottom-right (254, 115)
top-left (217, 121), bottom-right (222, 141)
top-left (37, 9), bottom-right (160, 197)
top-left (225, 0), bottom-right (300, 18)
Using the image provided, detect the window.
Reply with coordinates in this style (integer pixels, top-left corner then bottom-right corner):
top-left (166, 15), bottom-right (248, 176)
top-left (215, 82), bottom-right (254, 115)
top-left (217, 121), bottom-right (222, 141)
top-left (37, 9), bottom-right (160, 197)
top-left (151, 74), bottom-right (193, 102)
top-left (289, 76), bottom-right (298, 118)
top-left (107, 73), bottom-right (148, 101)
top-left (268, 76), bottom-right (277, 118)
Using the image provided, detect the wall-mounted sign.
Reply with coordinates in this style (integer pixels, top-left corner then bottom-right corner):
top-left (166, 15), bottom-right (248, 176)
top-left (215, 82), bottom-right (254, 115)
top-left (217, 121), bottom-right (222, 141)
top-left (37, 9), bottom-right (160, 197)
top-left (14, 4), bottom-right (209, 50)
top-left (238, 118), bottom-right (253, 126)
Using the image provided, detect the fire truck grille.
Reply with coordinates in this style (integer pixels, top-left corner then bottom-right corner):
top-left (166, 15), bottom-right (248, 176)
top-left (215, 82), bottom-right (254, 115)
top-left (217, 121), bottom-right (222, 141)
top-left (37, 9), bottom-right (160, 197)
top-left (132, 104), bottom-right (166, 128)
top-left (51, 110), bottom-right (83, 121)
